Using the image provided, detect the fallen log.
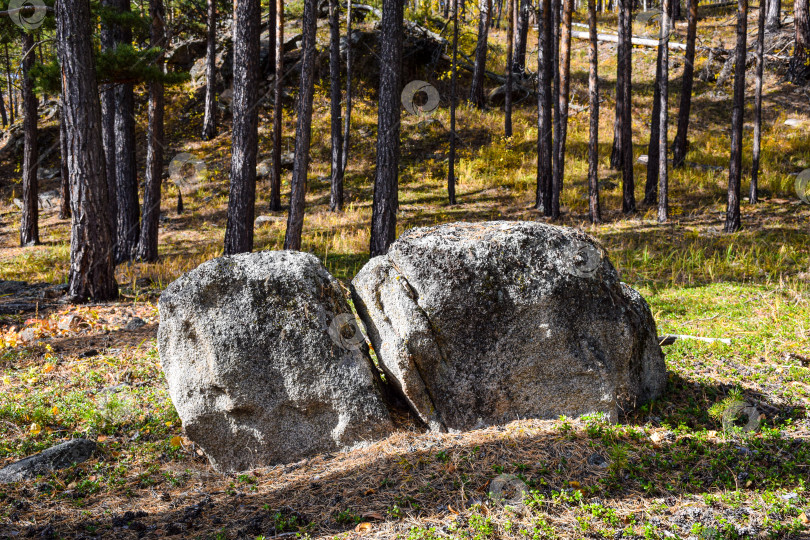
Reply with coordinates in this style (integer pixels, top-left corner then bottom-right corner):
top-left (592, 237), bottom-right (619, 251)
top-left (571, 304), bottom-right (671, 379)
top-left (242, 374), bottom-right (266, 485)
top-left (658, 334), bottom-right (732, 346)
top-left (570, 29), bottom-right (687, 50)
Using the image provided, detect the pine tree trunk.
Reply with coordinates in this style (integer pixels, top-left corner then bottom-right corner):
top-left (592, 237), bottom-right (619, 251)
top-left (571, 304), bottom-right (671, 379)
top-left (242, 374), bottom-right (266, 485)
top-left (329, 0), bottom-right (344, 211)
top-left (225, 0), bottom-right (261, 254)
top-left (59, 97), bottom-right (71, 220)
top-left (512, 0), bottom-right (529, 75)
top-left (587, 0), bottom-right (601, 223)
top-left (765, 0), bottom-right (780, 31)
top-left (341, 0), bottom-right (353, 177)
top-left (99, 0), bottom-right (118, 239)
top-left (551, 0), bottom-right (573, 219)
top-left (619, 0), bottom-right (635, 213)
top-left (609, 0), bottom-right (626, 171)
top-left (20, 31), bottom-right (39, 247)
top-left (449, 0), bottom-right (459, 205)
top-left (113, 0), bottom-right (139, 263)
top-left (0, 84), bottom-right (8, 127)
top-left (788, 0), bottom-right (810, 83)
top-left (283, 0), bottom-right (318, 250)
top-left (57, 0), bottom-right (118, 302)
top-left (469, 0), bottom-right (491, 108)
top-left (645, 44), bottom-right (662, 205)
top-left (751, 0), bottom-right (765, 204)
top-left (725, 0), bottom-right (747, 233)
top-left (670, 0), bottom-right (680, 21)
top-left (4, 45), bottom-right (14, 125)
top-left (536, 0), bottom-right (553, 213)
top-left (270, 0), bottom-right (284, 211)
top-left (201, 0), bottom-right (217, 140)
top-left (505, 0), bottom-right (514, 136)
top-left (267, 0), bottom-right (276, 75)
top-left (369, 0), bottom-right (403, 256)
top-left (658, 0), bottom-right (670, 223)
top-left (673, 0), bottom-right (697, 168)
top-left (137, 0), bottom-right (165, 262)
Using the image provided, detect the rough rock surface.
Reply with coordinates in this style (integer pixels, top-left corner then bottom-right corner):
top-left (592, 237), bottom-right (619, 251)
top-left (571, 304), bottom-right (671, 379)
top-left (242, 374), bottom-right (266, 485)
top-left (158, 251), bottom-right (393, 472)
top-left (351, 221), bottom-right (667, 432)
top-left (0, 439), bottom-right (95, 483)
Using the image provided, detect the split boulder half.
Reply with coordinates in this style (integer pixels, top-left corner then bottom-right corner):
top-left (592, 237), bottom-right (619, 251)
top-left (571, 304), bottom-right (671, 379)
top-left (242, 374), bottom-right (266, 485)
top-left (351, 221), bottom-right (667, 432)
top-left (158, 251), bottom-right (394, 472)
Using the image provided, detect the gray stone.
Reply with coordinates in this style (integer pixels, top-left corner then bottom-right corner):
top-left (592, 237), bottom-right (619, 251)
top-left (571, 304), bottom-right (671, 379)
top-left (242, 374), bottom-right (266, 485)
top-left (158, 250), bottom-right (394, 472)
top-left (124, 317), bottom-right (146, 331)
top-left (0, 439), bottom-right (95, 483)
top-left (351, 221), bottom-right (666, 432)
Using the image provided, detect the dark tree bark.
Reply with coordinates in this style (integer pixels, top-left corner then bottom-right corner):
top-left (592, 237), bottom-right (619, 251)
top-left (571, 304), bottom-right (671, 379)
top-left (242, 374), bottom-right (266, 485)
top-left (609, 0), bottom-right (627, 170)
top-left (99, 0), bottom-right (118, 239)
top-left (267, 0), bottom-right (276, 74)
top-left (658, 0), bottom-right (670, 223)
top-left (59, 98), bottom-right (71, 219)
top-left (469, 0), bottom-right (492, 108)
top-left (57, 0), bottom-right (118, 302)
top-left (4, 45), bottom-right (14, 125)
top-left (369, 0), bottom-right (403, 256)
top-left (726, 0), bottom-right (747, 233)
top-left (225, 0), bottom-right (261, 254)
top-left (765, 0), bottom-right (780, 31)
top-left (0, 84), bottom-right (8, 127)
top-left (587, 0), bottom-right (601, 223)
top-left (751, 0), bottom-right (765, 204)
top-left (619, 0), bottom-right (634, 213)
top-left (673, 0), bottom-right (697, 168)
top-left (645, 44), bottom-right (663, 205)
top-left (512, 0), bottom-right (529, 74)
top-left (341, 0), bottom-right (353, 177)
top-left (270, 0), bottom-right (284, 211)
top-left (670, 0), bottom-right (680, 21)
top-left (788, 0), bottom-right (810, 83)
top-left (283, 0), bottom-right (318, 250)
top-left (20, 31), bottom-right (39, 247)
top-left (137, 0), bottom-right (165, 262)
top-left (536, 0), bottom-right (553, 214)
top-left (551, 0), bottom-right (573, 219)
top-left (329, 0), bottom-right (344, 211)
top-left (505, 0), bottom-right (514, 136)
top-left (113, 0), bottom-right (139, 263)
top-left (201, 0), bottom-right (217, 140)
top-left (449, 0), bottom-right (459, 204)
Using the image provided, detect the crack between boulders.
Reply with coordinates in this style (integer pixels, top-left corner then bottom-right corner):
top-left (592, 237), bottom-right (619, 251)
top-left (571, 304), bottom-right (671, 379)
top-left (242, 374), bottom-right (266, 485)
top-left (386, 253), bottom-right (449, 432)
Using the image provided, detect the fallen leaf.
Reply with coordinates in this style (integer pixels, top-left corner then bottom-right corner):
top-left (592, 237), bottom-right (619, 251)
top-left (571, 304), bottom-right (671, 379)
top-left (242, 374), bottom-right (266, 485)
top-left (361, 512), bottom-right (385, 520)
top-left (43, 364), bottom-right (55, 373)
top-left (170, 435), bottom-right (183, 448)
top-left (363, 488), bottom-right (376, 496)
top-left (29, 423), bottom-right (41, 435)
top-left (355, 522), bottom-right (372, 533)
top-left (569, 480), bottom-right (581, 488)
top-left (51, 406), bottom-right (59, 415)
top-left (799, 512), bottom-right (808, 524)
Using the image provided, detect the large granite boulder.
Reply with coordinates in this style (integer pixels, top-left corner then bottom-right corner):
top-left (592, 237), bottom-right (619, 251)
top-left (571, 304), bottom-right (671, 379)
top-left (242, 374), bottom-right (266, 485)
top-left (351, 221), bottom-right (667, 432)
top-left (158, 251), bottom-right (394, 472)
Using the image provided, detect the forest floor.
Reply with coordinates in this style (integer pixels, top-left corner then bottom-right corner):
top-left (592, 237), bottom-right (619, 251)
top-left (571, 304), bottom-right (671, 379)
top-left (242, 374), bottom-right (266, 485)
top-left (1, 3), bottom-right (810, 539)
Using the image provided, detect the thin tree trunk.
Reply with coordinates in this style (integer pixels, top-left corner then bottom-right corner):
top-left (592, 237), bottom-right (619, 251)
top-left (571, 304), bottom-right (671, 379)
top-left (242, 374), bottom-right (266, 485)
top-left (670, 0), bottom-right (680, 21)
top-left (505, 0), bottom-right (514, 136)
top-left (609, 0), bottom-right (626, 170)
top-left (329, 0), bottom-right (344, 211)
top-left (587, 0), bottom-right (601, 223)
top-left (750, 0), bottom-right (765, 204)
top-left (672, 0), bottom-right (697, 168)
top-left (788, 0), bottom-right (810, 83)
top-left (59, 97), bottom-right (70, 219)
top-left (4, 45), bottom-right (14, 125)
top-left (369, 0), bottom-right (403, 256)
top-left (645, 44), bottom-right (662, 205)
top-left (341, 0), bottom-right (353, 177)
top-left (470, 0), bottom-right (492, 107)
top-left (449, 0), bottom-right (459, 204)
top-left (536, 0), bottom-right (553, 213)
top-left (113, 0), bottom-right (139, 263)
top-left (513, 0), bottom-right (529, 75)
top-left (725, 0), bottom-right (747, 232)
top-left (551, 0), bottom-right (573, 219)
top-left (201, 0), bottom-right (217, 140)
top-left (658, 0), bottom-right (670, 223)
top-left (99, 0), bottom-right (118, 242)
top-left (270, 0), bottom-right (284, 211)
top-left (267, 0), bottom-right (276, 75)
top-left (765, 0), bottom-right (780, 31)
top-left (57, 0), bottom-right (118, 302)
top-left (20, 31), bottom-right (39, 247)
top-left (283, 0), bottom-right (318, 250)
top-left (137, 0), bottom-right (165, 262)
top-left (619, 0), bottom-right (635, 213)
top-left (224, 0), bottom-right (261, 254)
top-left (0, 84), bottom-right (7, 127)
